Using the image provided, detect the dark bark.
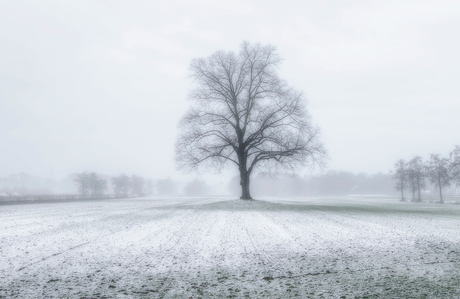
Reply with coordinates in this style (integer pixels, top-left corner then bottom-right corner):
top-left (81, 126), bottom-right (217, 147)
top-left (240, 171), bottom-right (252, 200)
top-left (400, 177), bottom-right (405, 201)
top-left (427, 154), bottom-right (450, 204)
top-left (238, 148), bottom-right (252, 199)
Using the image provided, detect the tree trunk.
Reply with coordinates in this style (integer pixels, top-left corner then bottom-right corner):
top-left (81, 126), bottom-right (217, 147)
top-left (438, 176), bottom-right (444, 204)
top-left (417, 179), bottom-right (421, 202)
top-left (400, 177), bottom-right (405, 201)
top-left (240, 171), bottom-right (252, 200)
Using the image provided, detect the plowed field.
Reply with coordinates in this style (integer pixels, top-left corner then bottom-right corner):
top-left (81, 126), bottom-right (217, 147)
top-left (1, 196), bottom-right (459, 298)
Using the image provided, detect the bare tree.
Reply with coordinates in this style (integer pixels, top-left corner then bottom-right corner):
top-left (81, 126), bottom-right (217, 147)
top-left (111, 174), bottom-right (131, 198)
top-left (392, 159), bottom-right (409, 201)
top-left (426, 154), bottom-right (451, 203)
top-left (407, 156), bottom-right (426, 202)
top-left (88, 172), bottom-right (107, 198)
top-left (450, 145), bottom-right (460, 187)
top-left (74, 172), bottom-right (90, 198)
top-left (74, 172), bottom-right (107, 198)
top-left (176, 42), bottom-right (326, 199)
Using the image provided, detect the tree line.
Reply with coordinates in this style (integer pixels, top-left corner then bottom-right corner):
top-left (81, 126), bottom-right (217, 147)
top-left (392, 146), bottom-right (460, 203)
top-left (73, 172), bottom-right (154, 198)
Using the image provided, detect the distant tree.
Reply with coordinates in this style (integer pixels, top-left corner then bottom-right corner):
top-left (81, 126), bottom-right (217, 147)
top-left (407, 173), bottom-right (417, 201)
top-left (111, 174), bottom-right (131, 198)
top-left (96, 178), bottom-right (108, 197)
top-left (131, 175), bottom-right (145, 197)
top-left (176, 41), bottom-right (326, 200)
top-left (88, 172), bottom-right (107, 198)
top-left (407, 156), bottom-right (426, 202)
top-left (392, 159), bottom-right (409, 201)
top-left (88, 172), bottom-right (97, 196)
top-left (89, 172), bottom-right (107, 198)
top-left (450, 145), bottom-right (460, 187)
top-left (74, 172), bottom-right (90, 198)
top-left (74, 172), bottom-right (107, 198)
top-left (426, 154), bottom-right (451, 204)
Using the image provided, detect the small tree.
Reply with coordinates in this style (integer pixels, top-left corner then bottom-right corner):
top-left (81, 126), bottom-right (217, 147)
top-left (94, 178), bottom-right (107, 197)
top-left (74, 172), bottom-right (90, 198)
top-left (426, 154), bottom-right (451, 203)
top-left (392, 159), bottom-right (409, 201)
top-left (74, 172), bottom-right (107, 198)
top-left (88, 172), bottom-right (107, 198)
top-left (407, 175), bottom-right (417, 201)
top-left (450, 145), bottom-right (460, 187)
top-left (407, 156), bottom-right (426, 202)
top-left (112, 174), bottom-right (131, 198)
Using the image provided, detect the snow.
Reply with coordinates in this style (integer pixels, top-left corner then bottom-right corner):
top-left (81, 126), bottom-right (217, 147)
top-left (1, 196), bottom-right (460, 298)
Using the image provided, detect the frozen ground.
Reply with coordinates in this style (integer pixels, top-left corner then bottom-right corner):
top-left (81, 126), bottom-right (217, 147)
top-left (1, 196), bottom-right (459, 298)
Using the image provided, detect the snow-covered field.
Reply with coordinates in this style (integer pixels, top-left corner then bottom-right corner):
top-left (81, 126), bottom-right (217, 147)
top-left (1, 196), bottom-right (460, 298)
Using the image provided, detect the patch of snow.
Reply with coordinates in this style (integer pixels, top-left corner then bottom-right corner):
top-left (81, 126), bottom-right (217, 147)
top-left (1, 196), bottom-right (459, 297)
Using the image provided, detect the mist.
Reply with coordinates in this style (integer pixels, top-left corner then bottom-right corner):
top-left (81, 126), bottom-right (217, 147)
top-left (2, 2), bottom-right (460, 297)
top-left (2, 0), bottom-right (460, 186)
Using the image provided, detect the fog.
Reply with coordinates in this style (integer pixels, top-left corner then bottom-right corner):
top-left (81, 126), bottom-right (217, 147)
top-left (1, 0), bottom-right (460, 191)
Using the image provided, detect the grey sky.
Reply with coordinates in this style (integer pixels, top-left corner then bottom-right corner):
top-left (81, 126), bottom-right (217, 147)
top-left (1, 0), bottom-right (459, 182)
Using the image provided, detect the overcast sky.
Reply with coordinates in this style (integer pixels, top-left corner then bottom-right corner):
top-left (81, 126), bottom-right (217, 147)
top-left (1, 0), bottom-right (459, 182)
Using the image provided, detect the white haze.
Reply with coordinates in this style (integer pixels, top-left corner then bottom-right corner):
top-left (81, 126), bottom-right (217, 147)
top-left (1, 0), bottom-right (459, 184)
